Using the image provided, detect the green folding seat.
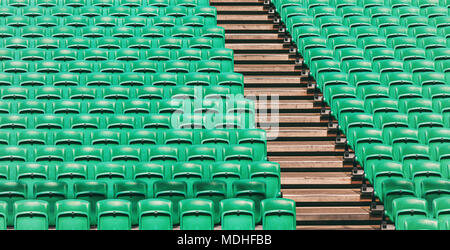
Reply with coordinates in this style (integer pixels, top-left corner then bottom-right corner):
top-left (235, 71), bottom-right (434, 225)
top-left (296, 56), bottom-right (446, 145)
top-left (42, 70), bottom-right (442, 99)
top-left (365, 160), bottom-right (402, 190)
top-left (389, 85), bottom-right (422, 100)
top-left (164, 6), bottom-right (188, 17)
top-left (138, 199), bottom-right (173, 230)
top-left (299, 37), bottom-right (328, 55)
top-left (216, 73), bottom-right (244, 94)
top-left (292, 26), bottom-right (321, 43)
top-left (335, 48), bottom-right (364, 62)
top-left (418, 127), bottom-right (450, 151)
top-left (382, 127), bottom-right (418, 145)
top-left (349, 72), bottom-right (381, 88)
top-left (70, 115), bottom-right (100, 129)
top-left (0, 115), bottom-right (27, 129)
top-left (175, 0), bottom-right (201, 7)
top-left (432, 197), bottom-right (450, 227)
top-left (73, 181), bottom-right (107, 226)
top-left (436, 60), bottom-right (450, 73)
top-left (347, 127), bottom-right (383, 153)
top-left (429, 16), bottom-right (450, 29)
top-left (193, 180), bottom-right (227, 225)
top-left (171, 162), bottom-right (203, 197)
top-left (16, 163), bottom-right (49, 197)
top-left (404, 60), bottom-right (435, 73)
top-left (439, 0), bottom-right (450, 7)
top-left (336, 5), bottom-right (364, 18)
top-left (0, 201), bottom-right (6, 230)
top-left (153, 180), bottom-right (187, 225)
top-left (21, 26), bottom-right (45, 38)
top-left (399, 98), bottom-right (433, 115)
top-left (392, 197), bottom-right (429, 229)
top-left (94, 163), bottom-right (126, 197)
top-left (321, 26), bottom-right (350, 39)
top-left (395, 48), bottom-right (426, 62)
top-left (18, 72), bottom-right (47, 86)
top-left (356, 143), bottom-right (393, 168)
top-left (304, 0), bottom-right (329, 8)
top-left (380, 178), bottom-right (415, 218)
top-left (341, 60), bottom-right (372, 75)
top-left (232, 180), bottom-right (266, 224)
top-left (401, 217), bottom-right (438, 230)
top-left (404, 160), bottom-right (442, 194)
top-left (310, 59), bottom-right (341, 80)
top-left (338, 113), bottom-right (374, 135)
top-left (0, 145), bottom-right (27, 161)
top-left (14, 200), bottom-right (48, 230)
top-left (113, 181), bottom-right (147, 226)
top-left (0, 50), bottom-right (14, 62)
top-left (18, 101), bottom-right (45, 114)
top-left (55, 199), bottom-right (90, 230)
top-left (179, 199), bottom-right (214, 230)
top-left (343, 15), bottom-right (371, 29)
top-left (304, 48), bottom-right (334, 66)
top-left (388, 37), bottom-right (416, 50)
top-left (409, 26), bottom-right (438, 39)
top-left (316, 72), bottom-right (349, 91)
top-left (3, 60), bottom-right (29, 73)
top-left (33, 181), bottom-right (67, 226)
top-left (220, 198), bottom-right (255, 230)
top-left (260, 198), bottom-right (296, 230)
top-left (276, 0), bottom-right (302, 12)
top-left (17, 130), bottom-right (48, 145)
top-left (210, 162), bottom-right (242, 198)
top-left (55, 163), bottom-right (87, 197)
top-left (97, 199), bottom-right (131, 230)
top-left (148, 0), bottom-right (169, 7)
top-left (419, 179), bottom-right (450, 211)
top-left (142, 114), bottom-right (172, 129)
top-left (248, 162), bottom-right (281, 199)
top-left (425, 48), bottom-right (450, 61)
top-left (0, 181), bottom-right (27, 226)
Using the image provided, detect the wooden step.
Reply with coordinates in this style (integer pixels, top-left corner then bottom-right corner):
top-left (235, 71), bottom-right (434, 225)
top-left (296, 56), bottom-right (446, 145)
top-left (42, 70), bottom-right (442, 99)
top-left (296, 207), bottom-right (379, 222)
top-left (245, 88), bottom-right (308, 97)
top-left (244, 75), bottom-right (305, 84)
top-left (220, 23), bottom-right (276, 30)
top-left (235, 64), bottom-right (300, 72)
top-left (281, 172), bottom-right (353, 185)
top-left (263, 128), bottom-right (330, 139)
top-left (215, 5), bottom-right (266, 11)
top-left (269, 156), bottom-right (345, 169)
top-left (235, 54), bottom-right (290, 61)
top-left (226, 33), bottom-right (282, 40)
top-left (218, 14), bottom-right (270, 21)
top-left (268, 141), bottom-right (340, 153)
top-left (255, 101), bottom-right (316, 111)
top-left (226, 43), bottom-right (285, 50)
top-left (257, 114), bottom-right (322, 124)
top-left (296, 225), bottom-right (378, 230)
top-left (282, 189), bottom-right (368, 203)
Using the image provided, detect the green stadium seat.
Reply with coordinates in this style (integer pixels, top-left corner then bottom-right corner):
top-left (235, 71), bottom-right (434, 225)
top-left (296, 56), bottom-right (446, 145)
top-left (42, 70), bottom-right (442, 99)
top-left (193, 180), bottom-right (227, 225)
top-left (97, 199), bottom-right (132, 230)
top-left (0, 201), bottom-right (7, 230)
top-left (33, 181), bottom-right (68, 226)
top-left (232, 180), bottom-right (266, 224)
top-left (400, 217), bottom-right (438, 230)
top-left (113, 181), bottom-right (147, 226)
top-left (55, 199), bottom-right (90, 230)
top-left (14, 200), bottom-right (48, 230)
top-left (73, 181), bottom-right (107, 226)
top-left (137, 199), bottom-right (173, 230)
top-left (432, 197), bottom-right (450, 227)
top-left (220, 198), bottom-right (255, 230)
top-left (153, 180), bottom-right (187, 225)
top-left (261, 198), bottom-right (296, 230)
top-left (392, 197), bottom-right (429, 229)
top-left (380, 178), bottom-right (415, 218)
top-left (418, 179), bottom-right (450, 211)
top-left (0, 181), bottom-right (27, 226)
top-left (179, 198), bottom-right (214, 230)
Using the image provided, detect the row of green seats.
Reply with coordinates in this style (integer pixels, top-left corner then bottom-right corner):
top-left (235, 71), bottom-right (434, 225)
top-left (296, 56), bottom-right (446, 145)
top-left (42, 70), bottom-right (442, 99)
top-left (0, 5), bottom-right (217, 17)
top-left (0, 25), bottom-right (225, 40)
top-left (376, 178), bottom-right (450, 228)
top-left (0, 47), bottom-right (232, 62)
top-left (0, 198), bottom-right (296, 230)
top-left (3, 0), bottom-right (212, 8)
top-left (0, 98), bottom-right (255, 115)
top-left (0, 113), bottom-right (256, 129)
top-left (0, 73), bottom-right (244, 90)
top-left (0, 143), bottom-right (266, 161)
top-left (0, 59), bottom-right (234, 74)
top-left (0, 36), bottom-right (225, 50)
top-left (0, 161), bottom-right (279, 194)
top-left (0, 179), bottom-right (282, 226)
top-left (0, 15), bottom-right (217, 27)
top-left (0, 128), bottom-right (266, 146)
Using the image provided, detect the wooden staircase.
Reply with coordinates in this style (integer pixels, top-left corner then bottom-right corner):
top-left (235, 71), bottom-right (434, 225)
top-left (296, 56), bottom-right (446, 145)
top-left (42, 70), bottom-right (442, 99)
top-left (211, 0), bottom-right (383, 230)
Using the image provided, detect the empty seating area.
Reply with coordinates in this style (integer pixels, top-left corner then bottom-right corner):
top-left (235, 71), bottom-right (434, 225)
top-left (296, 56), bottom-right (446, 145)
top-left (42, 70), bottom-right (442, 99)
top-left (0, 0), bottom-right (296, 230)
top-left (271, 0), bottom-right (450, 230)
